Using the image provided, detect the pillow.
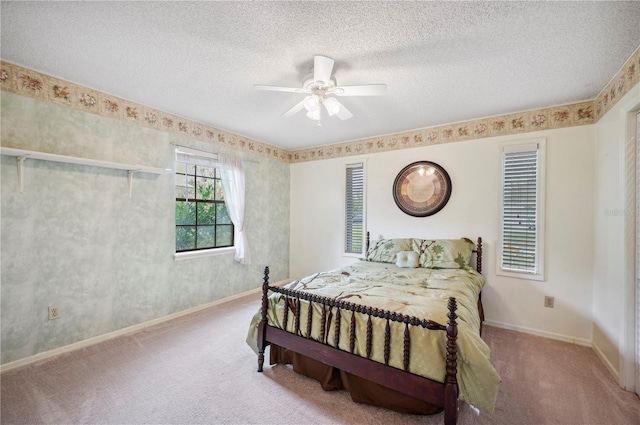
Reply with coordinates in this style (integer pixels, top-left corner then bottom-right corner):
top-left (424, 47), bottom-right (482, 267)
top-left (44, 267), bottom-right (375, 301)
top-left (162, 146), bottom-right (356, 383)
top-left (366, 238), bottom-right (412, 263)
top-left (395, 250), bottom-right (420, 268)
top-left (412, 238), bottom-right (474, 269)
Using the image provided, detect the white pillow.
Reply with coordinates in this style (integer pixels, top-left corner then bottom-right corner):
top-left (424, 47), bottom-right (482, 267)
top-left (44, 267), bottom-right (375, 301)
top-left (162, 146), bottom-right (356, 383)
top-left (395, 250), bottom-right (420, 268)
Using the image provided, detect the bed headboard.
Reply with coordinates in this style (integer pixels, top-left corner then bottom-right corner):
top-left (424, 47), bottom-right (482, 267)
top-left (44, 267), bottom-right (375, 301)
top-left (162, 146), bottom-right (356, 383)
top-left (465, 237), bottom-right (483, 274)
top-left (364, 232), bottom-right (483, 274)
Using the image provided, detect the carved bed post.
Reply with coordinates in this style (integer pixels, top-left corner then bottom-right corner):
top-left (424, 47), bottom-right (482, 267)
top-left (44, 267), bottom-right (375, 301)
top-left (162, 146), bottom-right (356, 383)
top-left (444, 297), bottom-right (459, 425)
top-left (476, 237), bottom-right (485, 335)
top-left (257, 266), bottom-right (270, 372)
top-left (365, 231), bottom-right (370, 255)
top-left (476, 237), bottom-right (483, 274)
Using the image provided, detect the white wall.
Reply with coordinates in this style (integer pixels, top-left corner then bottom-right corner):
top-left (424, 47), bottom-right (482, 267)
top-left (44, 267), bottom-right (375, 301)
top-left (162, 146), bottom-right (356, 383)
top-left (291, 125), bottom-right (595, 343)
top-left (593, 84), bottom-right (640, 377)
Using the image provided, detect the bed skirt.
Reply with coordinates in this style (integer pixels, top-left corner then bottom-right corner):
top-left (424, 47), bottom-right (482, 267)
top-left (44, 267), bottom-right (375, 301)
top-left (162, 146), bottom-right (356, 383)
top-left (269, 344), bottom-right (443, 415)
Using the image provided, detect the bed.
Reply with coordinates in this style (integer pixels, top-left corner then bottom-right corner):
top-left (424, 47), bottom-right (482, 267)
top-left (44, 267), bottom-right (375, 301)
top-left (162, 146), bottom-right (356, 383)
top-left (246, 235), bottom-right (500, 425)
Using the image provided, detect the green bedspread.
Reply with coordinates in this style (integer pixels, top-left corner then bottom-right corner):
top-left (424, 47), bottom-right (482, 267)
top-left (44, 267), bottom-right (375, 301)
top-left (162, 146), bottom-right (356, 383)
top-left (247, 261), bottom-right (500, 413)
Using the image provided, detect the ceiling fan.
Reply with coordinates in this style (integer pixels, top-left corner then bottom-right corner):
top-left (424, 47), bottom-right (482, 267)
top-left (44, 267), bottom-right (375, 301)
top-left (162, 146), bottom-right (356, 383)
top-left (254, 55), bottom-right (387, 123)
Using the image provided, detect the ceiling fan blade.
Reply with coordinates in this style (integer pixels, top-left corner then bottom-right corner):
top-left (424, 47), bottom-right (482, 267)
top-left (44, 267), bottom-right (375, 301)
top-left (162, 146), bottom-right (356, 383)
top-left (331, 84), bottom-right (387, 96)
top-left (254, 84), bottom-right (308, 94)
top-left (334, 100), bottom-right (353, 120)
top-left (281, 99), bottom-right (306, 118)
top-left (314, 55), bottom-right (334, 85)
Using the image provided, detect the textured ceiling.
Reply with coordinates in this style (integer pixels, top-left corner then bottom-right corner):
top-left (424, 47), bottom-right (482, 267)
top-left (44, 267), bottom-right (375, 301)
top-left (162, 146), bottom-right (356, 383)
top-left (1, 1), bottom-right (639, 151)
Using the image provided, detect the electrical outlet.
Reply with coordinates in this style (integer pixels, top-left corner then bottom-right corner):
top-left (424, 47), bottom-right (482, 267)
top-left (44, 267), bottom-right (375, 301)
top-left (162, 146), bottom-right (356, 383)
top-left (544, 296), bottom-right (554, 308)
top-left (48, 306), bottom-right (60, 320)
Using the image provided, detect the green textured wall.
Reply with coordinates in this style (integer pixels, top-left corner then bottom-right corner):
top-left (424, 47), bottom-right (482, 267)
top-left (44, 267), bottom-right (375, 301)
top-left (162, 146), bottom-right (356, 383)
top-left (0, 92), bottom-right (289, 364)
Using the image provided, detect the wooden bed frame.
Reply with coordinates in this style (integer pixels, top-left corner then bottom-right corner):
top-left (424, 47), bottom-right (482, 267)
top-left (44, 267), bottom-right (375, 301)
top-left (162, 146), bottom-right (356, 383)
top-left (256, 236), bottom-right (483, 425)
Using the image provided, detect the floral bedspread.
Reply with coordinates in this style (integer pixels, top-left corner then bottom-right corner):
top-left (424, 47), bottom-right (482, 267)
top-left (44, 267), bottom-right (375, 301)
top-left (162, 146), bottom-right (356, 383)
top-left (247, 261), bottom-right (500, 413)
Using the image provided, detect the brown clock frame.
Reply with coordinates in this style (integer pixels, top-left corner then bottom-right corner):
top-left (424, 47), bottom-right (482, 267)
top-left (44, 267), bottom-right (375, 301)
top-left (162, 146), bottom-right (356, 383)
top-left (392, 161), bottom-right (452, 217)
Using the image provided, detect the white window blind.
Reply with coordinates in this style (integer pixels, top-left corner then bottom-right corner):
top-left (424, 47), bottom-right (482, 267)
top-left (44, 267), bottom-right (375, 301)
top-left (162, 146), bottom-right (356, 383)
top-left (175, 146), bottom-right (218, 167)
top-left (345, 162), bottom-right (365, 255)
top-left (499, 140), bottom-right (545, 279)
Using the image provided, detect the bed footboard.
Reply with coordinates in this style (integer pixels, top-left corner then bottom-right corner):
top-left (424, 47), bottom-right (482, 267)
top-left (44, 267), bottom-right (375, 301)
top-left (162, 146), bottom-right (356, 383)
top-left (256, 266), bottom-right (459, 425)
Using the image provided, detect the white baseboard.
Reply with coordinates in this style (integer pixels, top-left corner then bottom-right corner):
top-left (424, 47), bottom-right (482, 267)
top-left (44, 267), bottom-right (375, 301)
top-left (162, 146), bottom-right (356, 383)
top-left (1, 285), bottom-right (266, 373)
top-left (591, 340), bottom-right (620, 381)
top-left (484, 319), bottom-right (592, 347)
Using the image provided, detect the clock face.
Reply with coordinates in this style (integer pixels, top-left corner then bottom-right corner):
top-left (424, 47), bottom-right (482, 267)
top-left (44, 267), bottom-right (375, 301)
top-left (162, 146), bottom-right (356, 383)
top-left (392, 161), bottom-right (452, 217)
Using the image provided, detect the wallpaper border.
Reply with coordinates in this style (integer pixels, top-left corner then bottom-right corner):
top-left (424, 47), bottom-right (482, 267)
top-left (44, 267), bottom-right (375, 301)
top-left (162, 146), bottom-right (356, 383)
top-left (0, 61), bottom-right (290, 162)
top-left (290, 45), bottom-right (640, 163)
top-left (594, 45), bottom-right (640, 121)
top-left (1, 44), bottom-right (639, 164)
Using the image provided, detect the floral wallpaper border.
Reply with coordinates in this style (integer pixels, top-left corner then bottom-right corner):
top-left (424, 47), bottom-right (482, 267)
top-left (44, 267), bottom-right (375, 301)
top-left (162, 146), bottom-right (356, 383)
top-left (0, 61), bottom-right (290, 162)
top-left (289, 100), bottom-right (596, 162)
top-left (1, 45), bottom-right (639, 164)
top-left (290, 45), bottom-right (640, 163)
top-left (594, 45), bottom-right (640, 121)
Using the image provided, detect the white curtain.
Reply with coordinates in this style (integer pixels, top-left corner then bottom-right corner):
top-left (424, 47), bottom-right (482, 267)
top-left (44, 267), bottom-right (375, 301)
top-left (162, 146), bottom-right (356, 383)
top-left (218, 153), bottom-right (250, 265)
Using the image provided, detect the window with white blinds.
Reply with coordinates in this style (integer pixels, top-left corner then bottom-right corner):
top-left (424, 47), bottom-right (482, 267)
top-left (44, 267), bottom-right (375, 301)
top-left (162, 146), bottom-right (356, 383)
top-left (498, 139), bottom-right (545, 280)
top-left (344, 162), bottom-right (365, 255)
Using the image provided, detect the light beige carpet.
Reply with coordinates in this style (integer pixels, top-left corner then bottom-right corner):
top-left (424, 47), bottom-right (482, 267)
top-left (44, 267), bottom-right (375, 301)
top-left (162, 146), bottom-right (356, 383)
top-left (1, 292), bottom-right (639, 425)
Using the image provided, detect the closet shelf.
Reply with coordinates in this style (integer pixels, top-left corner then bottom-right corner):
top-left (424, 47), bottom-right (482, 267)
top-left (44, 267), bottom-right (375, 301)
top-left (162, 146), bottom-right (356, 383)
top-left (1, 147), bottom-right (172, 198)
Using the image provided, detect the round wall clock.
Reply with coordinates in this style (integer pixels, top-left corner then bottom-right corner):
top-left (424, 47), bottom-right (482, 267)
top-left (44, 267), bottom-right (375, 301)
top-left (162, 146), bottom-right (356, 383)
top-left (392, 161), bottom-right (452, 217)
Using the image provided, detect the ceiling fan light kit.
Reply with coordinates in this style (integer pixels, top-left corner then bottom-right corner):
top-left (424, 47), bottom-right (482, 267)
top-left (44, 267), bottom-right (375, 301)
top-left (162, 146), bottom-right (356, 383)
top-left (322, 97), bottom-right (341, 116)
top-left (306, 107), bottom-right (321, 121)
top-left (303, 95), bottom-right (320, 111)
top-left (255, 55), bottom-right (386, 123)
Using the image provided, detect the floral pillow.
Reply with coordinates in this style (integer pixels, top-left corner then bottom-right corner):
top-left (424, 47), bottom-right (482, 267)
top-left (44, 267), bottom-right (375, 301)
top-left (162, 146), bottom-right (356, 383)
top-left (412, 238), bottom-right (474, 269)
top-left (366, 238), bottom-right (413, 263)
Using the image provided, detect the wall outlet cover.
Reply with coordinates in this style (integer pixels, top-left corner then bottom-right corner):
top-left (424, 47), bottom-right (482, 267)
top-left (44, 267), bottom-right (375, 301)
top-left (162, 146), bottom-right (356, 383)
top-left (48, 306), bottom-right (60, 320)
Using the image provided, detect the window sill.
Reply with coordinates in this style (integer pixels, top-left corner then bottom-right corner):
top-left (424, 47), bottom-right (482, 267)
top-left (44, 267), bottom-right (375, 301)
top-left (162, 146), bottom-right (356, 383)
top-left (174, 247), bottom-right (235, 261)
top-left (496, 268), bottom-right (545, 282)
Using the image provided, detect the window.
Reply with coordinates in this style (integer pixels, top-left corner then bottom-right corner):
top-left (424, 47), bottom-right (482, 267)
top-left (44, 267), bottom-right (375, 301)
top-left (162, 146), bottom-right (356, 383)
top-left (175, 147), bottom-right (234, 252)
top-left (498, 139), bottom-right (545, 280)
top-left (344, 162), bottom-right (365, 256)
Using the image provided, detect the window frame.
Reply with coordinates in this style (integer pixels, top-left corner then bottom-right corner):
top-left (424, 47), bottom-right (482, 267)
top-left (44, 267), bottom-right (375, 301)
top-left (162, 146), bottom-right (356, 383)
top-left (174, 147), bottom-right (234, 259)
top-left (497, 138), bottom-right (546, 281)
top-left (343, 160), bottom-right (367, 257)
